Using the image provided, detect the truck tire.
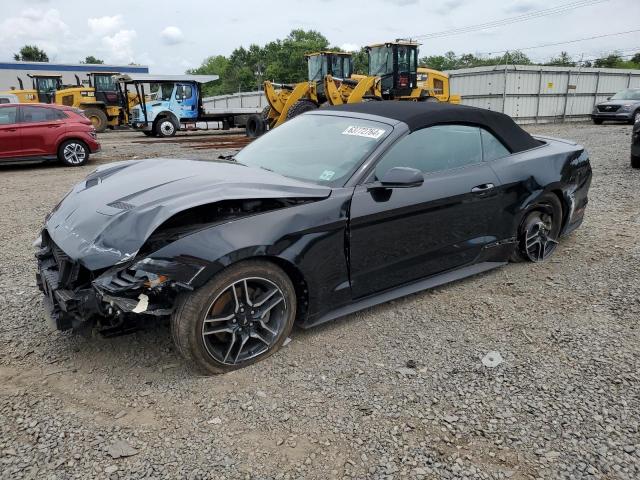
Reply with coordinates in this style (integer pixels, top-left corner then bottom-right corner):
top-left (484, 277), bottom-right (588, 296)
top-left (286, 100), bottom-right (317, 120)
top-left (83, 107), bottom-right (108, 133)
top-left (154, 117), bottom-right (179, 137)
top-left (246, 114), bottom-right (266, 138)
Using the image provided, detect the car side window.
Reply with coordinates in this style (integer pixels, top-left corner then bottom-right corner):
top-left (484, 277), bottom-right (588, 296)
top-left (19, 106), bottom-right (59, 123)
top-left (0, 107), bottom-right (17, 125)
top-left (480, 129), bottom-right (510, 161)
top-left (374, 125), bottom-right (482, 179)
top-left (0, 98), bottom-right (10, 104)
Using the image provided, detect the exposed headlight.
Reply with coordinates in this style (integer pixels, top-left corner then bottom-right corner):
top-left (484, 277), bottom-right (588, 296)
top-left (621, 104), bottom-right (633, 112)
top-left (131, 258), bottom-right (205, 286)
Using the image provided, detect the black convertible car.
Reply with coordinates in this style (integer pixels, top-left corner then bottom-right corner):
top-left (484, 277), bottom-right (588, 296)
top-left (36, 102), bottom-right (592, 374)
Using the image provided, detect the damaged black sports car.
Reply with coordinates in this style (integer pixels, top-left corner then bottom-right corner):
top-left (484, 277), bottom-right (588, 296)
top-left (36, 102), bottom-right (592, 374)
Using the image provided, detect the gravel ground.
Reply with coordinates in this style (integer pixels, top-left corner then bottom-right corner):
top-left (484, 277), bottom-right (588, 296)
top-left (0, 123), bottom-right (638, 480)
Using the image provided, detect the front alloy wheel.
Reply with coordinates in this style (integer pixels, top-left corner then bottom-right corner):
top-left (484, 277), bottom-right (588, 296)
top-left (171, 260), bottom-right (296, 374)
top-left (202, 277), bottom-right (287, 365)
top-left (58, 140), bottom-right (89, 166)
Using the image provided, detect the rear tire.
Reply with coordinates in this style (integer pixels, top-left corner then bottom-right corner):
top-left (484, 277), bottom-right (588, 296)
top-left (286, 99), bottom-right (317, 120)
top-left (57, 139), bottom-right (89, 167)
top-left (631, 155), bottom-right (640, 169)
top-left (83, 107), bottom-right (108, 133)
top-left (171, 260), bottom-right (296, 375)
top-left (510, 193), bottom-right (563, 263)
top-left (592, 118), bottom-right (603, 125)
top-left (154, 117), bottom-right (178, 137)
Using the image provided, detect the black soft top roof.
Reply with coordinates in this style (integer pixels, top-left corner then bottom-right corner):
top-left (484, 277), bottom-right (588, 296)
top-left (323, 101), bottom-right (541, 153)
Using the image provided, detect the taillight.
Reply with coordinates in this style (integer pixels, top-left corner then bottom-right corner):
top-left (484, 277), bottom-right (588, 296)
top-left (398, 75), bottom-right (409, 88)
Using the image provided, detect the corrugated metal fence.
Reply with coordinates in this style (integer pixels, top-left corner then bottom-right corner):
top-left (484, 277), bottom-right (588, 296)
top-left (448, 65), bottom-right (640, 123)
top-left (205, 65), bottom-right (640, 124)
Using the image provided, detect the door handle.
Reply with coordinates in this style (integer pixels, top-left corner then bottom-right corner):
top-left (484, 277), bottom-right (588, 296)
top-left (471, 183), bottom-right (495, 193)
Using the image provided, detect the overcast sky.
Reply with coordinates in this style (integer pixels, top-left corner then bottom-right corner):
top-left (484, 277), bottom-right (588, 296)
top-left (2, 0), bottom-right (639, 73)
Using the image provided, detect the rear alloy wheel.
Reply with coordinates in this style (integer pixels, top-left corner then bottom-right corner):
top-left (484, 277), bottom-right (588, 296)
top-left (58, 140), bottom-right (89, 166)
top-left (512, 194), bottom-right (562, 263)
top-left (171, 261), bottom-right (296, 374)
top-left (82, 107), bottom-right (108, 133)
top-left (155, 117), bottom-right (178, 137)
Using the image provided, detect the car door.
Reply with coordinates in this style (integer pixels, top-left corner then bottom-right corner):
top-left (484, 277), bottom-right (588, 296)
top-left (349, 124), bottom-right (502, 298)
top-left (171, 83), bottom-right (198, 120)
top-left (0, 106), bottom-right (21, 159)
top-left (18, 105), bottom-right (66, 157)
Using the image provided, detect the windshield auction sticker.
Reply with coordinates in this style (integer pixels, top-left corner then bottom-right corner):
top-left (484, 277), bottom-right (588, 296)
top-left (342, 126), bottom-right (386, 139)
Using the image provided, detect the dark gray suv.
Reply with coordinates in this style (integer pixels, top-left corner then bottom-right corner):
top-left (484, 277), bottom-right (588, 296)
top-left (592, 88), bottom-right (640, 124)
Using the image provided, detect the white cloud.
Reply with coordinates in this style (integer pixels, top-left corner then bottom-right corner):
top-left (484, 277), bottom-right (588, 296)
top-left (0, 8), bottom-right (69, 43)
top-left (102, 29), bottom-right (137, 63)
top-left (161, 26), bottom-right (184, 45)
top-left (340, 43), bottom-right (360, 52)
top-left (88, 14), bottom-right (124, 35)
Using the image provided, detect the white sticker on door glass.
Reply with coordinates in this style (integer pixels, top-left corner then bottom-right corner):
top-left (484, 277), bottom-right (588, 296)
top-left (341, 126), bottom-right (386, 139)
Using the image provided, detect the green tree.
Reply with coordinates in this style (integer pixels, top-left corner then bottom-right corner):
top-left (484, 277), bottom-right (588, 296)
top-left (82, 55), bottom-right (104, 64)
top-left (352, 48), bottom-right (369, 74)
top-left (547, 51), bottom-right (574, 67)
top-left (189, 29), bottom-right (331, 95)
top-left (13, 45), bottom-right (49, 62)
top-left (594, 53), bottom-right (623, 68)
top-left (188, 55), bottom-right (230, 96)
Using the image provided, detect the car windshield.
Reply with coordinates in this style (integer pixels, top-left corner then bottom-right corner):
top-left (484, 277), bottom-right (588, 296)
top-left (234, 114), bottom-right (392, 186)
top-left (611, 89), bottom-right (640, 100)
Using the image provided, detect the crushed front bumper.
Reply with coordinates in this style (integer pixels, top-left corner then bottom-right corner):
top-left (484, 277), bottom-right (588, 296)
top-left (35, 231), bottom-right (176, 333)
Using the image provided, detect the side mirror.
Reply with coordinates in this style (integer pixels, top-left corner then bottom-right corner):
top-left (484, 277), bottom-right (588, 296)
top-left (373, 167), bottom-right (424, 189)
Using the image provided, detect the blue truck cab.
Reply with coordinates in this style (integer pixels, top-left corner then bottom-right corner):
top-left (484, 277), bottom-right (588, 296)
top-left (118, 74), bottom-right (220, 137)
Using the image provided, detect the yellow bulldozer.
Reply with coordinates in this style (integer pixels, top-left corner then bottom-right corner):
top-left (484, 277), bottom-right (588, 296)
top-left (247, 40), bottom-right (460, 137)
top-left (0, 72), bottom-right (139, 132)
top-left (245, 51), bottom-right (353, 136)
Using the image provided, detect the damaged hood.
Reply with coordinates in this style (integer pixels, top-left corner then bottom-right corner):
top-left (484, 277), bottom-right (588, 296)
top-left (45, 158), bottom-right (331, 270)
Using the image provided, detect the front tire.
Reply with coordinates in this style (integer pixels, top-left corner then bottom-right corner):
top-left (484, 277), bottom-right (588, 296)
top-left (57, 139), bottom-right (89, 166)
top-left (82, 107), bottom-right (108, 133)
top-left (154, 117), bottom-right (178, 137)
top-left (171, 260), bottom-right (296, 375)
top-left (631, 155), bottom-right (640, 169)
top-left (511, 193), bottom-right (563, 263)
top-left (592, 118), bottom-right (603, 125)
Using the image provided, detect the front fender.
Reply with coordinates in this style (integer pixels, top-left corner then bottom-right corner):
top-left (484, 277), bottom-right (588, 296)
top-left (146, 190), bottom-right (354, 321)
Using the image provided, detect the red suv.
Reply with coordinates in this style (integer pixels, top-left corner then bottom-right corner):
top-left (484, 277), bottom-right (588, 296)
top-left (0, 103), bottom-right (100, 167)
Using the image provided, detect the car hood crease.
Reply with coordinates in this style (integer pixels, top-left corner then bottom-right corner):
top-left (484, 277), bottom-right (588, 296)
top-left (45, 158), bottom-right (331, 269)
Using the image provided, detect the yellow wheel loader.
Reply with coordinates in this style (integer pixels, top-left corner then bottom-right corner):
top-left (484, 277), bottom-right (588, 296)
top-left (0, 73), bottom-right (139, 132)
top-left (246, 51), bottom-right (353, 137)
top-left (324, 41), bottom-right (461, 105)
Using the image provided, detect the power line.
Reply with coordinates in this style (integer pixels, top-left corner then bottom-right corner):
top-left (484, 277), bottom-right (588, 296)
top-left (477, 29), bottom-right (640, 56)
top-left (412, 0), bottom-right (608, 40)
